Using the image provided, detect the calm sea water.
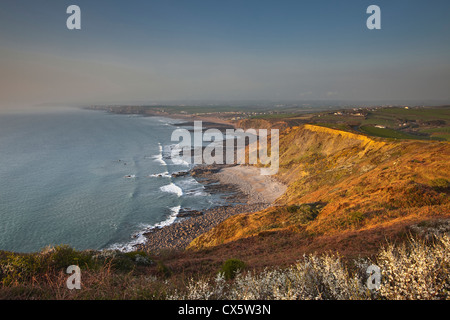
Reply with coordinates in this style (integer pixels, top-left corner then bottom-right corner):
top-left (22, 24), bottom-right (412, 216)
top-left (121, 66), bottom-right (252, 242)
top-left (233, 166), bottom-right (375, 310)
top-left (0, 107), bottom-right (219, 253)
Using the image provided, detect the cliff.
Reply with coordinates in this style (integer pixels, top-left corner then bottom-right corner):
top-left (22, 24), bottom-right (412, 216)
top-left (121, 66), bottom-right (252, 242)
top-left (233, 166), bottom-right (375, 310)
top-left (188, 124), bottom-right (450, 250)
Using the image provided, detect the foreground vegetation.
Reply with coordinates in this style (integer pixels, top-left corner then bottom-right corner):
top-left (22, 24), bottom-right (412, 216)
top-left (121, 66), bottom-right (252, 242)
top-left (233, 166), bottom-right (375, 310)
top-left (0, 235), bottom-right (448, 300)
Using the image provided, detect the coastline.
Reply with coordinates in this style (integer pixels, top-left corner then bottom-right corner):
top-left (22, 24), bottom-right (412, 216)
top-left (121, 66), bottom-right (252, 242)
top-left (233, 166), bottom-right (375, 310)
top-left (137, 164), bottom-right (286, 252)
top-left (139, 113), bottom-right (286, 252)
top-left (87, 107), bottom-right (287, 253)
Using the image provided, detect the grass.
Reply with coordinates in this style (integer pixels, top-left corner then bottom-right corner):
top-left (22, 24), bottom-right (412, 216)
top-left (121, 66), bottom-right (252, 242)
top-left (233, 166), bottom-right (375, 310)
top-left (359, 125), bottom-right (426, 140)
top-left (373, 107), bottom-right (450, 120)
top-left (250, 113), bottom-right (300, 120)
top-left (361, 116), bottom-right (398, 128)
top-left (3, 235), bottom-right (448, 300)
top-left (315, 123), bottom-right (352, 131)
top-left (0, 245), bottom-right (155, 286)
top-left (420, 126), bottom-right (450, 133)
top-left (183, 235), bottom-right (450, 300)
top-left (419, 126), bottom-right (450, 141)
top-left (430, 178), bottom-right (450, 191)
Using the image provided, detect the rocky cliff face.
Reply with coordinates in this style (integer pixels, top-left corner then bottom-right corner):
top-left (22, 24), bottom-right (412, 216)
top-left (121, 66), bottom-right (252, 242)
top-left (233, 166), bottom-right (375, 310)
top-left (189, 124), bottom-right (450, 250)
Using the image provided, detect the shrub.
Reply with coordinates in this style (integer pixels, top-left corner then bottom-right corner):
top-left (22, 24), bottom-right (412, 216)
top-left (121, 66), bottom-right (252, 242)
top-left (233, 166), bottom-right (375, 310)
top-left (110, 255), bottom-right (135, 273)
top-left (91, 250), bottom-right (146, 272)
top-left (170, 235), bottom-right (450, 300)
top-left (124, 251), bottom-right (153, 266)
top-left (228, 254), bottom-right (366, 300)
top-left (156, 261), bottom-right (172, 278)
top-left (347, 211), bottom-right (365, 225)
top-left (0, 253), bottom-right (44, 285)
top-left (376, 235), bottom-right (450, 300)
top-left (220, 259), bottom-right (246, 280)
top-left (46, 245), bottom-right (94, 270)
top-left (430, 178), bottom-right (450, 192)
top-left (1, 236), bottom-right (448, 300)
top-left (286, 202), bottom-right (324, 225)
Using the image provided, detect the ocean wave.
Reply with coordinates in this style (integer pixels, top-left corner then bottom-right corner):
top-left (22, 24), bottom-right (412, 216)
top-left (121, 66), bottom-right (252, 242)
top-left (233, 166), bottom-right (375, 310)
top-left (160, 183), bottom-right (183, 197)
top-left (152, 143), bottom-right (168, 166)
top-left (177, 177), bottom-right (209, 197)
top-left (148, 171), bottom-right (171, 178)
top-left (158, 119), bottom-right (174, 126)
top-left (187, 189), bottom-right (208, 197)
top-left (149, 205), bottom-right (181, 229)
top-left (164, 144), bottom-right (190, 167)
top-left (106, 206), bottom-right (181, 252)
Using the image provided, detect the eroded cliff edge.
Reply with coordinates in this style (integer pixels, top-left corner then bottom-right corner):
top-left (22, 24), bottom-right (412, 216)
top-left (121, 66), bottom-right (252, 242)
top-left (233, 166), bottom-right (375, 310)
top-left (188, 124), bottom-right (450, 250)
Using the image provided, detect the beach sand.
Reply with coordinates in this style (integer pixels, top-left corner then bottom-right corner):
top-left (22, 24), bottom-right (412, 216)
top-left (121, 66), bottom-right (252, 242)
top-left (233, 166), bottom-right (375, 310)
top-left (139, 165), bottom-right (286, 252)
top-left (215, 165), bottom-right (286, 204)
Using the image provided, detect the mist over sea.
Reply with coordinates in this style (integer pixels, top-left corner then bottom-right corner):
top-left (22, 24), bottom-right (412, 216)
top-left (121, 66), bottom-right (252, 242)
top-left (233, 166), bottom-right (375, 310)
top-left (0, 107), bottom-right (219, 253)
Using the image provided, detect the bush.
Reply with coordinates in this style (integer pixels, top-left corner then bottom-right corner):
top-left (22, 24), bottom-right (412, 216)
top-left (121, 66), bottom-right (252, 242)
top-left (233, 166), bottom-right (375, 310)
top-left (220, 259), bottom-right (246, 280)
top-left (171, 235), bottom-right (450, 300)
top-left (430, 178), bottom-right (450, 192)
top-left (376, 235), bottom-right (450, 300)
top-left (228, 254), bottom-right (365, 300)
top-left (124, 251), bottom-right (153, 266)
top-left (2, 236), bottom-right (448, 300)
top-left (285, 202), bottom-right (324, 225)
top-left (0, 253), bottom-right (44, 285)
top-left (46, 245), bottom-right (94, 270)
top-left (110, 255), bottom-right (135, 273)
top-left (90, 250), bottom-right (152, 273)
top-left (347, 211), bottom-right (365, 225)
top-left (156, 261), bottom-right (172, 278)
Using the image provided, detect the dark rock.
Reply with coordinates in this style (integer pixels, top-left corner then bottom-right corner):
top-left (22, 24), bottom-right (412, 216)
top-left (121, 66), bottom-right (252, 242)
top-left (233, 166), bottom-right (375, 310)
top-left (172, 171), bottom-right (190, 178)
top-left (177, 209), bottom-right (204, 218)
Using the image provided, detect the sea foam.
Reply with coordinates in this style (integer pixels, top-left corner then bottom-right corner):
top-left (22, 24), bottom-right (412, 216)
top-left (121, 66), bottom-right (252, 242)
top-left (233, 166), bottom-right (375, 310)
top-left (160, 183), bottom-right (183, 197)
top-left (165, 144), bottom-right (190, 166)
top-left (107, 206), bottom-right (181, 252)
top-left (148, 171), bottom-right (171, 178)
top-left (152, 143), bottom-right (167, 166)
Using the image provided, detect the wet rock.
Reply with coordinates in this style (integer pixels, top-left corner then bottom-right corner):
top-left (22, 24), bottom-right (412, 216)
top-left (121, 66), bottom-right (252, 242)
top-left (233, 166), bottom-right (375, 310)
top-left (172, 171), bottom-right (190, 178)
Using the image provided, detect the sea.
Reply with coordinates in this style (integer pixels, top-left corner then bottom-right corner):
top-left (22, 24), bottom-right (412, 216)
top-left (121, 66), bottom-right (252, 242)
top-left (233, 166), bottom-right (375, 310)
top-left (0, 107), bottom-right (222, 253)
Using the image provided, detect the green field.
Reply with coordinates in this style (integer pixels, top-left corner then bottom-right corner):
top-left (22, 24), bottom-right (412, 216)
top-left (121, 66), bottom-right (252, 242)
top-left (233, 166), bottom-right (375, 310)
top-left (419, 126), bottom-right (450, 141)
top-left (250, 113), bottom-right (299, 119)
top-left (420, 126), bottom-right (450, 134)
top-left (360, 125), bottom-right (432, 140)
top-left (372, 107), bottom-right (450, 121)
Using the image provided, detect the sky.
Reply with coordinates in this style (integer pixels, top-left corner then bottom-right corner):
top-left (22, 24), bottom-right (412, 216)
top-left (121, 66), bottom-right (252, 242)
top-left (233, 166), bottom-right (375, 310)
top-left (0, 0), bottom-right (449, 108)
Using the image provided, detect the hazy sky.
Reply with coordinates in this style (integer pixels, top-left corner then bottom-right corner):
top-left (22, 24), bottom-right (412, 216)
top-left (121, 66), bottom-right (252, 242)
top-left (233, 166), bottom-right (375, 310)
top-left (1, 0), bottom-right (449, 108)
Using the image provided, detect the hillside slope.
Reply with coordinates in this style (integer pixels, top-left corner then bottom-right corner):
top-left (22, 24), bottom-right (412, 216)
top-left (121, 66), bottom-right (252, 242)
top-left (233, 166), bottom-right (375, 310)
top-left (189, 124), bottom-right (450, 250)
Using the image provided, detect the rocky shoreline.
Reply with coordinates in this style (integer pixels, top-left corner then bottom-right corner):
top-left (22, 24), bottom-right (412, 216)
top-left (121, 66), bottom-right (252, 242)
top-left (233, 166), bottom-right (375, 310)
top-left (105, 116), bottom-right (287, 253)
top-left (137, 164), bottom-right (283, 253)
top-left (137, 202), bottom-right (270, 252)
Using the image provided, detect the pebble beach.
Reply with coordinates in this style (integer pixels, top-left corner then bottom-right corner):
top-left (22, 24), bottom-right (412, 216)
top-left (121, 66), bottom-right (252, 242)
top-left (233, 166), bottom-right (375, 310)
top-left (138, 164), bottom-right (286, 252)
